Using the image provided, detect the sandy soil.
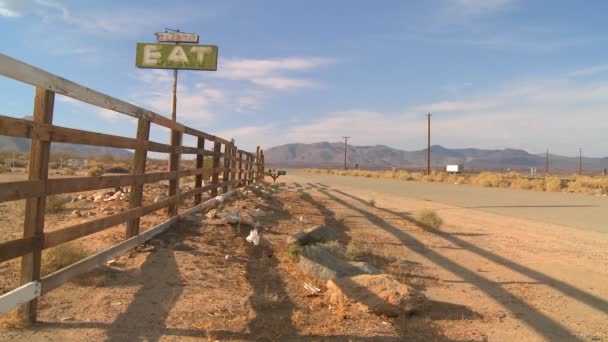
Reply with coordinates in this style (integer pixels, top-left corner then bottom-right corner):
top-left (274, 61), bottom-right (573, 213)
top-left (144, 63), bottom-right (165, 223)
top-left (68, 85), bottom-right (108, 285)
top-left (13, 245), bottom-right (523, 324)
top-left (0, 180), bottom-right (606, 341)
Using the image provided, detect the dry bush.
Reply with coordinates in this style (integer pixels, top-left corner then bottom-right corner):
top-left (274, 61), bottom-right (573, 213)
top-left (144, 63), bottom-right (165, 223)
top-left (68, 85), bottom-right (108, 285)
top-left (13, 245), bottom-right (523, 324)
top-left (510, 177), bottom-right (533, 190)
top-left (544, 176), bottom-right (563, 192)
top-left (368, 199), bottom-right (376, 207)
top-left (42, 242), bottom-right (88, 275)
top-left (567, 176), bottom-right (608, 195)
top-left (105, 166), bottom-right (130, 174)
top-left (471, 172), bottom-right (501, 187)
top-left (317, 240), bottom-right (346, 257)
top-left (87, 166), bottom-right (105, 176)
top-left (415, 208), bottom-right (443, 229)
top-left (0, 164), bottom-right (8, 173)
top-left (46, 194), bottom-right (70, 212)
top-left (61, 167), bottom-right (76, 175)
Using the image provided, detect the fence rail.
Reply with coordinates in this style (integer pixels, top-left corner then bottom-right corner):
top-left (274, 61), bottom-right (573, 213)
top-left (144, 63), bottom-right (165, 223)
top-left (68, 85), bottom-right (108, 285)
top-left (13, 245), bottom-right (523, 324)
top-left (0, 54), bottom-right (266, 322)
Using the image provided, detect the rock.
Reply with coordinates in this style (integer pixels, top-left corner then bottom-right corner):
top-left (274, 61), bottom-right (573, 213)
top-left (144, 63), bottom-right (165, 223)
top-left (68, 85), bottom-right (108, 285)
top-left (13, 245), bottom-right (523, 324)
top-left (224, 211), bottom-right (240, 224)
top-left (71, 210), bottom-right (82, 217)
top-left (299, 245), bottom-right (379, 282)
top-left (251, 208), bottom-right (266, 218)
top-left (60, 316), bottom-right (75, 322)
top-left (326, 274), bottom-right (425, 317)
top-left (287, 225), bottom-right (337, 246)
top-left (93, 192), bottom-right (104, 202)
top-left (173, 242), bottom-right (194, 251)
top-left (154, 193), bottom-right (168, 203)
top-left (77, 195), bottom-right (85, 200)
top-left (206, 209), bottom-right (219, 219)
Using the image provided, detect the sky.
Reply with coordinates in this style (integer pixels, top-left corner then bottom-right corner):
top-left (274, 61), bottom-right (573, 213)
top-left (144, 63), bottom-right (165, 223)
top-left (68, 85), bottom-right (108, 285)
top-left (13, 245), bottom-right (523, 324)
top-left (1, 0), bottom-right (607, 157)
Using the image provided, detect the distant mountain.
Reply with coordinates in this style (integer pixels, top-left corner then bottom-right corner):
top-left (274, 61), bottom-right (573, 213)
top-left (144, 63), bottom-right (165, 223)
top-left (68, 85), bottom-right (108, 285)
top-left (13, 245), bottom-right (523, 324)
top-left (265, 142), bottom-right (608, 171)
top-left (0, 135), bottom-right (132, 158)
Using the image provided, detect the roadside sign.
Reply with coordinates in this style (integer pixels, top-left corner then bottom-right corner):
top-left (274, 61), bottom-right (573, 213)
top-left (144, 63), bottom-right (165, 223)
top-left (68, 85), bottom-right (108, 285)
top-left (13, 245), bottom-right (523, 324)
top-left (278, 171), bottom-right (286, 175)
top-left (135, 43), bottom-right (218, 71)
top-left (155, 32), bottom-right (199, 43)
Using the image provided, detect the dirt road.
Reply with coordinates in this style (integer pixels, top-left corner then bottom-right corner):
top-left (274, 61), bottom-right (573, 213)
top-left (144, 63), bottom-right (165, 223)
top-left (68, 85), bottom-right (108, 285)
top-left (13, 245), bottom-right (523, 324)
top-left (284, 170), bottom-right (608, 234)
top-left (281, 174), bottom-right (608, 341)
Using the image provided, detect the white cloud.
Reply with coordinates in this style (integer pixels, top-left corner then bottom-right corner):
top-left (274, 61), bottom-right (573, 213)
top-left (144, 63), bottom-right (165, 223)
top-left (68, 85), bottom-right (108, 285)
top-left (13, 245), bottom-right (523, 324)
top-left (569, 64), bottom-right (608, 77)
top-left (217, 57), bottom-right (334, 90)
top-left (447, 0), bottom-right (515, 16)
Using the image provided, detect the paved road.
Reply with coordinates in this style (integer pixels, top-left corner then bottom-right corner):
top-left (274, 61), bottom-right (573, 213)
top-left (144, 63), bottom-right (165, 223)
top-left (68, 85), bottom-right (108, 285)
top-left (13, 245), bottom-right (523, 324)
top-left (282, 169), bottom-right (608, 234)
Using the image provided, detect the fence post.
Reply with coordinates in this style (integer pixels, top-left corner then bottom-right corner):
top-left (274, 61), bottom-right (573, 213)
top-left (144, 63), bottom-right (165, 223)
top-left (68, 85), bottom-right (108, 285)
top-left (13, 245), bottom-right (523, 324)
top-left (260, 150), bottom-right (265, 182)
top-left (125, 118), bottom-right (150, 238)
top-left (19, 87), bottom-right (54, 324)
top-left (167, 130), bottom-right (182, 217)
top-left (194, 137), bottom-right (205, 205)
top-left (210, 140), bottom-right (221, 197)
top-left (238, 151), bottom-right (243, 187)
top-left (230, 147), bottom-right (237, 188)
top-left (222, 143), bottom-right (231, 193)
top-left (255, 146), bottom-right (260, 184)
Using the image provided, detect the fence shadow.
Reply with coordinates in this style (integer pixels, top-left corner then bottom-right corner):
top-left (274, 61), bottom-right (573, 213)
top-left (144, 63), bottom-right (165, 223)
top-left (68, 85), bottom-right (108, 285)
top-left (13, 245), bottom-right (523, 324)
top-left (316, 188), bottom-right (583, 341)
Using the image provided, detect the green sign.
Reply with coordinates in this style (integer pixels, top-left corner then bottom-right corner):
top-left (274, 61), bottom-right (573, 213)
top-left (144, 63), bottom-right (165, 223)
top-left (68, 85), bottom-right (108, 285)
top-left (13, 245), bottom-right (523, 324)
top-left (278, 171), bottom-right (286, 175)
top-left (135, 43), bottom-right (218, 71)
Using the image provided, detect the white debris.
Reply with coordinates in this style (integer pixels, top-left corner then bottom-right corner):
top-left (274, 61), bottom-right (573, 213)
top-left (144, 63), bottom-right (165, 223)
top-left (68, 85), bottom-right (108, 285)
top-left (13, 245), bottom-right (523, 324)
top-left (304, 283), bottom-right (321, 294)
top-left (246, 229), bottom-right (260, 246)
top-left (215, 195), bottom-right (225, 203)
top-left (299, 215), bottom-right (310, 224)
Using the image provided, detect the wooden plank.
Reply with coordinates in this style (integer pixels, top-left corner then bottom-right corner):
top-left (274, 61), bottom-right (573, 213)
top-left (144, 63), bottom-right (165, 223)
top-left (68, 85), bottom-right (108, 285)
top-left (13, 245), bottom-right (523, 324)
top-left (0, 180), bottom-right (43, 203)
top-left (210, 141), bottom-right (221, 197)
top-left (43, 183), bottom-right (219, 248)
top-left (194, 137), bottom-right (205, 205)
top-left (125, 118), bottom-right (150, 238)
top-left (167, 130), bottom-right (182, 217)
top-left (0, 281), bottom-right (41, 315)
top-left (19, 87), bottom-right (53, 324)
top-left (40, 187), bottom-right (244, 295)
top-left (255, 146), bottom-right (260, 183)
top-left (0, 54), bottom-right (187, 136)
top-left (222, 143), bottom-right (231, 193)
top-left (0, 237), bottom-right (37, 263)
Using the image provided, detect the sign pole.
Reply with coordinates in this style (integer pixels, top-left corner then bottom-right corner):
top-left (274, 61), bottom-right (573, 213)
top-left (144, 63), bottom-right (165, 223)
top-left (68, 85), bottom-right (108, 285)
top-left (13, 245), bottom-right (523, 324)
top-left (171, 69), bottom-right (178, 121)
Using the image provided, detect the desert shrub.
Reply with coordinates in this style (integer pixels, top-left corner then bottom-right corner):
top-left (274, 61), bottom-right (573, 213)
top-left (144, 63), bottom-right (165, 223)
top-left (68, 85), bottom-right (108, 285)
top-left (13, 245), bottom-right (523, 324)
top-left (345, 242), bottom-right (366, 261)
top-left (105, 166), bottom-right (130, 174)
top-left (471, 172), bottom-right (501, 187)
top-left (49, 161), bottom-right (60, 169)
top-left (368, 199), bottom-right (376, 207)
top-left (88, 166), bottom-right (105, 176)
top-left (61, 167), bottom-right (76, 176)
top-left (510, 177), bottom-right (533, 190)
top-left (46, 194), bottom-right (70, 212)
top-left (42, 242), bottom-right (88, 275)
top-left (415, 208), bottom-right (443, 229)
top-left (544, 176), bottom-right (563, 192)
top-left (287, 243), bottom-right (301, 259)
top-left (0, 164), bottom-right (8, 173)
top-left (317, 241), bottom-right (347, 258)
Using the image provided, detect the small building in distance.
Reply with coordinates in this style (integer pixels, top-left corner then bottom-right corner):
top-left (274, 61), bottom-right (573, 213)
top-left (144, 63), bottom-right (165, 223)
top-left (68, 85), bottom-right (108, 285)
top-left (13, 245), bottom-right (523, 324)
top-left (67, 158), bottom-right (89, 168)
top-left (446, 164), bottom-right (463, 174)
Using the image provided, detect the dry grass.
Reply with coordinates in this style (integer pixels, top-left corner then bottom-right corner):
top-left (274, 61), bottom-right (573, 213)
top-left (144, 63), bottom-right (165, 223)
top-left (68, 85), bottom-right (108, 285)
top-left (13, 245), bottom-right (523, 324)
top-left (305, 168), bottom-right (608, 195)
top-left (415, 209), bottom-right (443, 229)
top-left (87, 166), bottom-right (105, 176)
top-left (42, 242), bottom-right (89, 275)
top-left (46, 194), bottom-right (70, 212)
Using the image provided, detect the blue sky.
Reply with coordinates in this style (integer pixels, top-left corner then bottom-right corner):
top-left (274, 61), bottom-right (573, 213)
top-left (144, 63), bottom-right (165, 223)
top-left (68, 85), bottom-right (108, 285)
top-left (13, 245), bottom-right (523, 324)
top-left (1, 0), bottom-right (607, 156)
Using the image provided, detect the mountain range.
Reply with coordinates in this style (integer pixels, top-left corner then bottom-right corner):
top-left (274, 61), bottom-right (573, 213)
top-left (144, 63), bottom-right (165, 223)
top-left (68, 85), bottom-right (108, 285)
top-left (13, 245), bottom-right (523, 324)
top-left (265, 142), bottom-right (608, 172)
top-left (0, 135), bottom-right (132, 158)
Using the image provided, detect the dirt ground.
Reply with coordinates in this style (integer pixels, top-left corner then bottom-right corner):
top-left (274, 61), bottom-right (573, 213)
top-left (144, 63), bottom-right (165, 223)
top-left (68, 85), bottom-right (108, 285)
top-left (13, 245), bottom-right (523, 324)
top-left (0, 180), bottom-right (607, 341)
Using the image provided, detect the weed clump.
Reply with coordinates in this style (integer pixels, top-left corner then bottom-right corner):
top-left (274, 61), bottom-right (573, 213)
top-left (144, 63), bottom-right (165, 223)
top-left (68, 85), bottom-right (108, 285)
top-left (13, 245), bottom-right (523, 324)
top-left (42, 242), bottom-right (88, 275)
top-left (88, 166), bottom-right (105, 176)
top-left (287, 243), bottom-right (302, 259)
top-left (415, 208), bottom-right (443, 229)
top-left (46, 194), bottom-right (70, 212)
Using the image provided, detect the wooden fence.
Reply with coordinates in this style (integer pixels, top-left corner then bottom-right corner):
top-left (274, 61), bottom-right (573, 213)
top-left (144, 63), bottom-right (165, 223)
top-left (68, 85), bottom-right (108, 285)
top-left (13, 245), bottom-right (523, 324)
top-left (0, 54), bottom-right (265, 323)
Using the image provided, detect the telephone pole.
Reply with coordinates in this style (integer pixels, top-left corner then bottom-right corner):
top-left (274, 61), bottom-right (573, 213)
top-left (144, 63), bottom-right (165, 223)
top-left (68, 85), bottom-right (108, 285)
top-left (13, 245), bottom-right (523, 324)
top-left (427, 113), bottom-right (431, 176)
top-left (342, 136), bottom-right (350, 170)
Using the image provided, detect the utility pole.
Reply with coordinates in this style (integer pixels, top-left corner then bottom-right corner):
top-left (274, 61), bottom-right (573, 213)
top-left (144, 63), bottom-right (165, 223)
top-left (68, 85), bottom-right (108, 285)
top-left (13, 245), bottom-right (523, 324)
top-left (60, 152), bottom-right (63, 169)
top-left (342, 136), bottom-right (350, 170)
top-left (546, 148), bottom-right (549, 175)
top-left (427, 113), bottom-right (431, 176)
top-left (579, 147), bottom-right (582, 175)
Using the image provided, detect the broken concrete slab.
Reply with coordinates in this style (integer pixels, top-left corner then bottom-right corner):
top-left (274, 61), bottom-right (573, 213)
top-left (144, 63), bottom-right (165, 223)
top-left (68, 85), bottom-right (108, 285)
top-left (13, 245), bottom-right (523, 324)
top-left (326, 274), bottom-right (426, 317)
top-left (298, 245), bottom-right (379, 282)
